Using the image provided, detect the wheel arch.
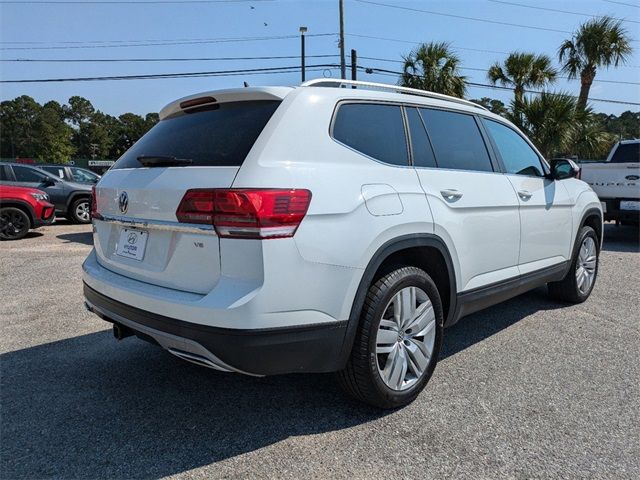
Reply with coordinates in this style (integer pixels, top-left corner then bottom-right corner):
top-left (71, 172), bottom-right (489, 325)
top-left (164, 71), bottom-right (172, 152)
top-left (577, 207), bottom-right (603, 253)
top-left (0, 199), bottom-right (35, 226)
top-left (337, 234), bottom-right (457, 368)
top-left (66, 191), bottom-right (91, 212)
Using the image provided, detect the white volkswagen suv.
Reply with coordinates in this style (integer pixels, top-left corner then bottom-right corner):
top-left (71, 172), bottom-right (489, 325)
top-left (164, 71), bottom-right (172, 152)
top-left (84, 79), bottom-right (602, 408)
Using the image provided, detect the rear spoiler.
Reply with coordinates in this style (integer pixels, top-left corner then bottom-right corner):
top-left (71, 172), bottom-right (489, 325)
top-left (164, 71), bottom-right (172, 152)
top-left (159, 87), bottom-right (293, 120)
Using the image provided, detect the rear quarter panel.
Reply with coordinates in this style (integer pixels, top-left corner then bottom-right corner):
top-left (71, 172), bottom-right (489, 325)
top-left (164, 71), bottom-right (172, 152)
top-left (232, 89), bottom-right (439, 321)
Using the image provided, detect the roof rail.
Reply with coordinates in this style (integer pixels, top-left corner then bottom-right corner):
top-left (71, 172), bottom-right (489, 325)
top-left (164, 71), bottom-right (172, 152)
top-left (301, 78), bottom-right (489, 112)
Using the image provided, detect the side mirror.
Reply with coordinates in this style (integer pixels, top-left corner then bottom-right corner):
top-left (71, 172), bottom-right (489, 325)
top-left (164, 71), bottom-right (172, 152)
top-left (41, 177), bottom-right (56, 187)
top-left (549, 158), bottom-right (580, 180)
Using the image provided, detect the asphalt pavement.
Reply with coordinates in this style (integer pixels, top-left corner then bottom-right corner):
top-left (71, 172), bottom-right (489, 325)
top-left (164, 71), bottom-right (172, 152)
top-left (1, 220), bottom-right (638, 479)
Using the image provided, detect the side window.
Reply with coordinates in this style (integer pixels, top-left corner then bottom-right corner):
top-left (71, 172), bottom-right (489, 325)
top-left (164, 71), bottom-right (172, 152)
top-left (333, 103), bottom-right (408, 166)
top-left (483, 119), bottom-right (544, 177)
top-left (419, 108), bottom-right (493, 172)
top-left (70, 167), bottom-right (97, 182)
top-left (406, 107), bottom-right (437, 168)
top-left (12, 166), bottom-right (49, 182)
top-left (0, 165), bottom-right (9, 181)
top-left (41, 166), bottom-right (65, 178)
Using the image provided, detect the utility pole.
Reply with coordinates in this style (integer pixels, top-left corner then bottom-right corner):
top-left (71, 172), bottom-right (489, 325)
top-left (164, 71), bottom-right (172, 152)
top-left (351, 49), bottom-right (357, 81)
top-left (299, 26), bottom-right (307, 82)
top-left (339, 0), bottom-right (346, 79)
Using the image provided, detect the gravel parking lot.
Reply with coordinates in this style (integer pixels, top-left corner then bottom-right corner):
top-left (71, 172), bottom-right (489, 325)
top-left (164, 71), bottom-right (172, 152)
top-left (1, 221), bottom-right (639, 479)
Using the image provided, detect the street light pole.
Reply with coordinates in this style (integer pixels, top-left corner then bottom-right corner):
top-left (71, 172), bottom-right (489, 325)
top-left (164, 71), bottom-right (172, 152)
top-left (339, 0), bottom-right (346, 79)
top-left (299, 26), bottom-right (307, 83)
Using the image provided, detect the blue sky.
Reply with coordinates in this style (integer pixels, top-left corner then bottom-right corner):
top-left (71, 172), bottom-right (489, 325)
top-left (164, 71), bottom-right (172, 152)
top-left (1, 0), bottom-right (638, 116)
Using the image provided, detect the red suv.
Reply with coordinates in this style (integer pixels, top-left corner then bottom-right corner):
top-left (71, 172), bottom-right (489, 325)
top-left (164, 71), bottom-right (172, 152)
top-left (0, 185), bottom-right (55, 240)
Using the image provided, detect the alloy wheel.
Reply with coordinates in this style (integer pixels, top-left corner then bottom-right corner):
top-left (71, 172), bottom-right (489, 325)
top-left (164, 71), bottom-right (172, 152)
top-left (0, 210), bottom-right (28, 239)
top-left (575, 236), bottom-right (597, 295)
top-left (75, 201), bottom-right (90, 222)
top-left (375, 286), bottom-right (436, 391)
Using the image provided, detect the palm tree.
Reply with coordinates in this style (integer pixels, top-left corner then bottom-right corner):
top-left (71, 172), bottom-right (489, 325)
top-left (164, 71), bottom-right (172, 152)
top-left (511, 92), bottom-right (577, 158)
top-left (487, 52), bottom-right (557, 105)
top-left (512, 92), bottom-right (612, 159)
top-left (400, 42), bottom-right (467, 98)
top-left (559, 16), bottom-right (633, 111)
top-left (571, 107), bottom-right (615, 159)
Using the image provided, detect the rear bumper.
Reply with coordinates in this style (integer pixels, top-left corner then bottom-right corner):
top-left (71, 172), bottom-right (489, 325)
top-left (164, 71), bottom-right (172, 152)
top-left (84, 283), bottom-right (348, 375)
top-left (601, 199), bottom-right (640, 224)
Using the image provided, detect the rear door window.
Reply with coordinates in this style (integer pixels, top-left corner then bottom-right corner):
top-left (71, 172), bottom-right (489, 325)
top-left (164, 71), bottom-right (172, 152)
top-left (41, 166), bottom-right (65, 178)
top-left (419, 108), bottom-right (494, 172)
top-left (332, 103), bottom-right (409, 166)
top-left (12, 165), bottom-right (50, 182)
top-left (112, 100), bottom-right (281, 169)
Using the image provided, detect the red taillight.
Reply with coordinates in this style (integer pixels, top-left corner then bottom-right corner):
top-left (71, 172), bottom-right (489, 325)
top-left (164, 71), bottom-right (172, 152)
top-left (176, 188), bottom-right (312, 239)
top-left (90, 186), bottom-right (101, 220)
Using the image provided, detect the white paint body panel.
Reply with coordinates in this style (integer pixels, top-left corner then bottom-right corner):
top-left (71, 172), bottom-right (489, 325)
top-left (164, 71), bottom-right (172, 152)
top-left (83, 84), bottom-right (602, 333)
top-left (414, 168), bottom-right (520, 292)
top-left (506, 175), bottom-right (573, 266)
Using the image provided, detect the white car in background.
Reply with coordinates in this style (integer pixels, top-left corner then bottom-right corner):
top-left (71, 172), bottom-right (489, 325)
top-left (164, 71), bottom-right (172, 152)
top-left (580, 139), bottom-right (640, 225)
top-left (83, 79), bottom-right (603, 408)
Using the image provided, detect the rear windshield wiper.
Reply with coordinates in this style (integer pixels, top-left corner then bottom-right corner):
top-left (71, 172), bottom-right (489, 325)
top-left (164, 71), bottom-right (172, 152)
top-left (137, 155), bottom-right (193, 167)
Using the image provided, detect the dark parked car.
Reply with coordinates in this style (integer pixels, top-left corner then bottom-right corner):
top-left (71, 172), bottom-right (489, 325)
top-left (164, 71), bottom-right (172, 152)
top-left (37, 164), bottom-right (101, 184)
top-left (0, 163), bottom-right (93, 223)
top-left (0, 185), bottom-right (55, 240)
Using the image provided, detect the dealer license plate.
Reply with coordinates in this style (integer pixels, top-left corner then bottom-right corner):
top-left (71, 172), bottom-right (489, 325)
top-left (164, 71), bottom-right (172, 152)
top-left (116, 228), bottom-right (148, 261)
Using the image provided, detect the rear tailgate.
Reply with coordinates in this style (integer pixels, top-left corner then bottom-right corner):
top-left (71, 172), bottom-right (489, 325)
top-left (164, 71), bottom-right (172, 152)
top-left (581, 162), bottom-right (640, 200)
top-left (92, 91), bottom-right (287, 294)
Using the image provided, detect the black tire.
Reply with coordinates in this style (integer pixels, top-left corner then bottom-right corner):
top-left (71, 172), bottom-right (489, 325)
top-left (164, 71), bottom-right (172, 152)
top-left (0, 207), bottom-right (31, 240)
top-left (337, 266), bottom-right (444, 409)
top-left (548, 226), bottom-right (599, 303)
top-left (69, 197), bottom-right (91, 224)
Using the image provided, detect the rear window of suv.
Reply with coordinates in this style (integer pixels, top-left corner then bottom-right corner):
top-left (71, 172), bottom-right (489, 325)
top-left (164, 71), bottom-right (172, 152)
top-left (610, 143), bottom-right (640, 163)
top-left (112, 100), bottom-right (281, 169)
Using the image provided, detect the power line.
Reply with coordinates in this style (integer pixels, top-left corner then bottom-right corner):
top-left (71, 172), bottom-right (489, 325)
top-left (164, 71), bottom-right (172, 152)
top-left (0, 64), bottom-right (340, 83)
top-left (0, 33), bottom-right (336, 50)
top-left (488, 0), bottom-right (639, 24)
top-left (353, 0), bottom-right (572, 34)
top-left (359, 66), bottom-right (640, 106)
top-left (602, 0), bottom-right (640, 8)
top-left (350, 33), bottom-right (640, 68)
top-left (1, 54), bottom-right (338, 62)
top-left (0, 0), bottom-right (272, 4)
top-left (359, 56), bottom-right (640, 85)
top-left (348, 33), bottom-right (510, 55)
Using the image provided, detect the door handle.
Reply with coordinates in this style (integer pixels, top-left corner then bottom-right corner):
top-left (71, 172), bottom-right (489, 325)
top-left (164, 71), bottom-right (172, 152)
top-left (518, 190), bottom-right (533, 200)
top-left (440, 189), bottom-right (463, 201)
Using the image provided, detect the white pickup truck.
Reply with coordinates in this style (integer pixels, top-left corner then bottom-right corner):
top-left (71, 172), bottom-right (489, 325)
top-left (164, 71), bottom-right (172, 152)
top-left (580, 139), bottom-right (640, 225)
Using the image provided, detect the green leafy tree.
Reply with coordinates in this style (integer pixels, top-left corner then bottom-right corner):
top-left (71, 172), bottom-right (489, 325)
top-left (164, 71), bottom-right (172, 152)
top-left (400, 42), bottom-right (467, 98)
top-left (512, 92), bottom-right (613, 159)
top-left (470, 97), bottom-right (508, 116)
top-left (487, 52), bottom-right (557, 105)
top-left (572, 108), bottom-right (615, 159)
top-left (0, 96), bottom-right (42, 159)
top-left (510, 92), bottom-right (578, 158)
top-left (594, 111), bottom-right (640, 140)
top-left (559, 16), bottom-right (633, 111)
top-left (36, 101), bottom-right (75, 163)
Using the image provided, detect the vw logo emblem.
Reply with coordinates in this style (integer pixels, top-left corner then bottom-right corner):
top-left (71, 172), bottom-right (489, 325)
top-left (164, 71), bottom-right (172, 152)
top-left (118, 192), bottom-right (129, 214)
